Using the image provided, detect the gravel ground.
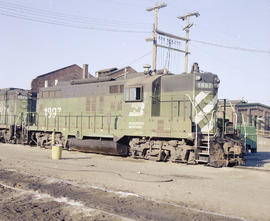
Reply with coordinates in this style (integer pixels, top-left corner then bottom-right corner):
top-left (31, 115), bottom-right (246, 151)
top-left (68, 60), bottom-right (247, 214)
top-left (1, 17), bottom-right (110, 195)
top-left (0, 169), bottom-right (242, 221)
top-left (0, 143), bottom-right (269, 221)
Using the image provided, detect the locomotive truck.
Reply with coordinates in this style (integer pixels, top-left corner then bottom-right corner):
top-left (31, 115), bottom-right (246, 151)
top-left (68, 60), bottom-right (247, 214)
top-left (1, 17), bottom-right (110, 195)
top-left (0, 63), bottom-right (244, 167)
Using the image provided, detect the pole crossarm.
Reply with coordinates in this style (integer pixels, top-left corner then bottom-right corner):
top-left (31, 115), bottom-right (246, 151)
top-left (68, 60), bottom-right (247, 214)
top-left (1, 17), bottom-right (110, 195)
top-left (146, 3), bottom-right (167, 12)
top-left (156, 29), bottom-right (189, 41)
top-left (183, 23), bottom-right (193, 31)
top-left (146, 3), bottom-right (167, 75)
top-left (156, 44), bottom-right (188, 54)
top-left (177, 12), bottom-right (200, 20)
top-left (177, 11), bottom-right (200, 73)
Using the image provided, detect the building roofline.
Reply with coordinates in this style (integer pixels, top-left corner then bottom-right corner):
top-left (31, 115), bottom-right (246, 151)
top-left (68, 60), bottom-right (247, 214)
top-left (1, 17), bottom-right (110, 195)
top-left (34, 64), bottom-right (82, 79)
top-left (0, 88), bottom-right (25, 91)
top-left (95, 67), bottom-right (118, 74)
top-left (218, 100), bottom-right (270, 110)
top-left (106, 66), bottom-right (136, 76)
top-left (236, 102), bottom-right (270, 110)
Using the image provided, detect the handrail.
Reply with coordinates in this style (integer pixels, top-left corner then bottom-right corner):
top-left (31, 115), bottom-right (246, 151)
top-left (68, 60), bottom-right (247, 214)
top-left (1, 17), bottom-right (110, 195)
top-left (185, 94), bottom-right (198, 147)
top-left (228, 100), bottom-right (238, 130)
top-left (241, 113), bottom-right (247, 153)
top-left (225, 121), bottom-right (229, 134)
top-left (23, 112), bottom-right (121, 132)
top-left (22, 113), bottom-right (28, 128)
top-left (193, 100), bottom-right (209, 125)
top-left (192, 95), bottom-right (213, 150)
top-left (208, 110), bottom-right (216, 152)
top-left (14, 112), bottom-right (23, 139)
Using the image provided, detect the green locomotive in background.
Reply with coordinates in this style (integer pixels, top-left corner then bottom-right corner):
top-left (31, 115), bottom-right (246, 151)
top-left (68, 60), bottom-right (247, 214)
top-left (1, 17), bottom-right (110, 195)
top-left (0, 63), bottom-right (243, 167)
top-left (0, 88), bottom-right (36, 143)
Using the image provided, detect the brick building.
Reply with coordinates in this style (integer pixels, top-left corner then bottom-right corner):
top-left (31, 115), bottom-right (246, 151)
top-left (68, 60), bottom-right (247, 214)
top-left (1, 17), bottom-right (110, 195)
top-left (218, 100), bottom-right (270, 137)
top-left (31, 64), bottom-right (92, 92)
top-left (95, 66), bottom-right (137, 79)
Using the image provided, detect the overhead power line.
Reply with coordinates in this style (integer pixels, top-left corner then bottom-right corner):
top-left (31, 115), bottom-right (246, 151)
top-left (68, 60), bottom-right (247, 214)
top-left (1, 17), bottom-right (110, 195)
top-left (118, 50), bottom-right (152, 69)
top-left (98, 0), bottom-right (149, 8)
top-left (191, 39), bottom-right (270, 54)
top-left (0, 1), bottom-right (151, 33)
top-left (0, 11), bottom-right (150, 33)
top-left (0, 1), bottom-right (269, 54)
top-left (0, 1), bottom-right (151, 26)
top-left (127, 51), bottom-right (152, 65)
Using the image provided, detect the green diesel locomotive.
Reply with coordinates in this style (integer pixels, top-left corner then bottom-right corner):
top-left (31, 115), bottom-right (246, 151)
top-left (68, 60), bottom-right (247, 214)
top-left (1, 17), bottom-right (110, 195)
top-left (20, 63), bottom-right (243, 167)
top-left (0, 88), bottom-right (36, 143)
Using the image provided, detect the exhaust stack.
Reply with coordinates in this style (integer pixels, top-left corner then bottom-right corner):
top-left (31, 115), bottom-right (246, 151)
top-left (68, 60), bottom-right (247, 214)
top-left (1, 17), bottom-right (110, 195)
top-left (82, 64), bottom-right (88, 79)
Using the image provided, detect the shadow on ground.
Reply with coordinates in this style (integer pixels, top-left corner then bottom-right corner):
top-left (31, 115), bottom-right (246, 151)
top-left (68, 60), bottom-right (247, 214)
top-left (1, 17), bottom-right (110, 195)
top-left (61, 157), bottom-right (92, 160)
top-left (244, 151), bottom-right (270, 167)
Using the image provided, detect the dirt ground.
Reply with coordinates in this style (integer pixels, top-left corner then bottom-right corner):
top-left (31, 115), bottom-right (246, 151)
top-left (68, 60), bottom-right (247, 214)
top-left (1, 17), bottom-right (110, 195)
top-left (0, 143), bottom-right (269, 221)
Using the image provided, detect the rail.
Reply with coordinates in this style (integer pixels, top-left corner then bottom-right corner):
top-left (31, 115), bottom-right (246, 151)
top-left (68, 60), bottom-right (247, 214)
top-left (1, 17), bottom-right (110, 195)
top-left (25, 112), bottom-right (120, 133)
top-left (0, 113), bottom-right (18, 126)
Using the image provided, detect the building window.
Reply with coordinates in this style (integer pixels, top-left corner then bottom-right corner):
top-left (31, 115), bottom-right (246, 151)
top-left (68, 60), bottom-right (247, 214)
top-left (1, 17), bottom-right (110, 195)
top-left (55, 79), bottom-right (58, 86)
top-left (254, 115), bottom-right (257, 128)
top-left (44, 80), bottom-right (48, 88)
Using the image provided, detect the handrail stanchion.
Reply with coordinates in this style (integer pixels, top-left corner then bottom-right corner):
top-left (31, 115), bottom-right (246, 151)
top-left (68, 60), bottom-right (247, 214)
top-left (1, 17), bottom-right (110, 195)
top-left (228, 100), bottom-right (238, 130)
top-left (208, 110), bottom-right (216, 154)
top-left (185, 94), bottom-right (198, 147)
top-left (241, 113), bottom-right (247, 153)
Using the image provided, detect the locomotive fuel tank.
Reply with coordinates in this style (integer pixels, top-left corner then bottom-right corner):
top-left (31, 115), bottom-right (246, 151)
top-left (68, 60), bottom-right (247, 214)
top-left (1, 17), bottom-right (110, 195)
top-left (67, 138), bottom-right (128, 156)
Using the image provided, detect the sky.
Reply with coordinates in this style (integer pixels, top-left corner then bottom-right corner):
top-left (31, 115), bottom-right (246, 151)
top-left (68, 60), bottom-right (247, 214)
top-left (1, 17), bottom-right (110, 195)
top-left (0, 0), bottom-right (269, 105)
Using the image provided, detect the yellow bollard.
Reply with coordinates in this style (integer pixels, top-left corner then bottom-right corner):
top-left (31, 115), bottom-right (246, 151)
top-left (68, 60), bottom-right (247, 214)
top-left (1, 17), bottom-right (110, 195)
top-left (52, 145), bottom-right (62, 160)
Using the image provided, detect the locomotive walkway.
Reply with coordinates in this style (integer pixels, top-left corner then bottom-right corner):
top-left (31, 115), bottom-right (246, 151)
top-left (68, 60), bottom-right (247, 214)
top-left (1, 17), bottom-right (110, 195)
top-left (0, 143), bottom-right (269, 221)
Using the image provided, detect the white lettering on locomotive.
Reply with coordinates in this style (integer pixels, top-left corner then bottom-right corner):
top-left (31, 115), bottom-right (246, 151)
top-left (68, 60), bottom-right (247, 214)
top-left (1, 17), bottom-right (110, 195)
top-left (44, 107), bottom-right (62, 118)
top-left (129, 103), bottom-right (145, 117)
top-left (128, 121), bottom-right (144, 129)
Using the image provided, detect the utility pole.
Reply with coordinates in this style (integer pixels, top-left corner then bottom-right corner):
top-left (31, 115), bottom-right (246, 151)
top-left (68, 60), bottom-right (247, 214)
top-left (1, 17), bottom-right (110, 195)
top-left (146, 3), bottom-right (167, 75)
top-left (223, 99), bottom-right (226, 138)
top-left (177, 12), bottom-right (200, 73)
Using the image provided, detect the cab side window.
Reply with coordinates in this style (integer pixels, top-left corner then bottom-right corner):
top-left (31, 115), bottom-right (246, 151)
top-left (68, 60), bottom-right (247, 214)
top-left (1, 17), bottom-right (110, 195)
top-left (124, 87), bottom-right (143, 102)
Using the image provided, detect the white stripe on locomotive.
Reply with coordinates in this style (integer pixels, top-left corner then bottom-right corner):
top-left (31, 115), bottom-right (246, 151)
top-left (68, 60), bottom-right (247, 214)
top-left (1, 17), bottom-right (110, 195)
top-left (195, 91), bottom-right (210, 107)
top-left (194, 93), bottom-right (217, 132)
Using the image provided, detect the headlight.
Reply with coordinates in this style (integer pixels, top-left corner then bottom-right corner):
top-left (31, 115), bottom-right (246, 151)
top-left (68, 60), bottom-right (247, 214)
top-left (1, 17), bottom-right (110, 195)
top-left (214, 77), bottom-right (220, 84)
top-left (195, 75), bottom-right (202, 81)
